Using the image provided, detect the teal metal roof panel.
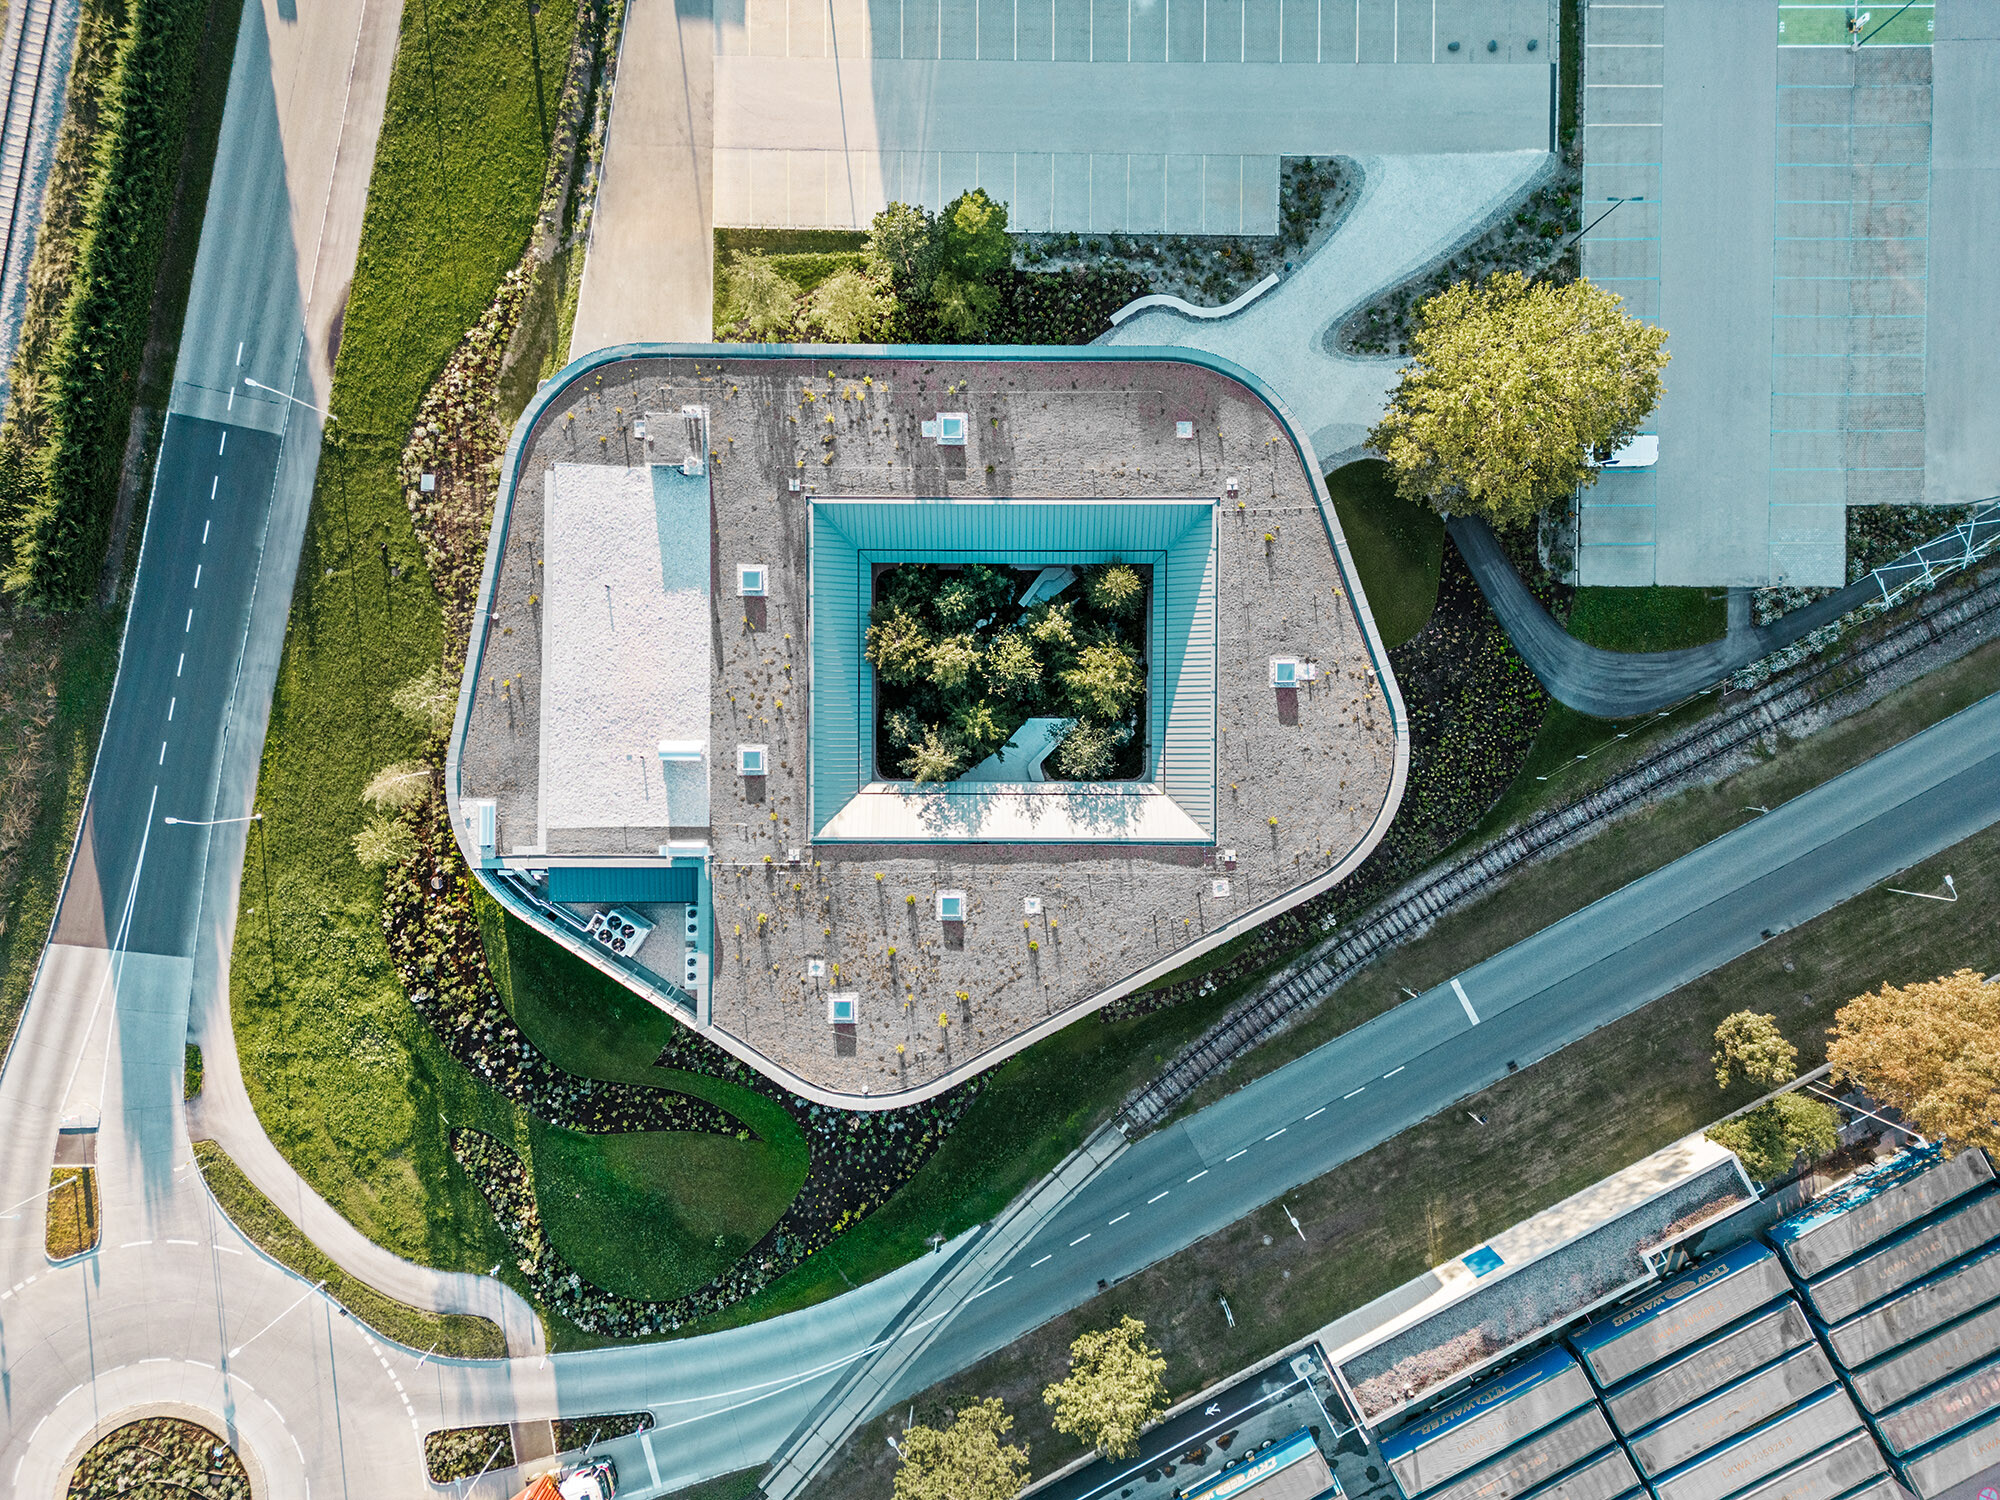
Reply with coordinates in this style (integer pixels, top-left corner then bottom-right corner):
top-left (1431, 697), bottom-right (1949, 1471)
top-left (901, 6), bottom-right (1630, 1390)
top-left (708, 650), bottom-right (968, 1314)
top-left (812, 507), bottom-right (869, 826)
top-left (817, 496), bottom-right (1212, 555)
top-left (545, 865), bottom-right (699, 904)
top-left (1159, 509), bottom-right (1217, 829)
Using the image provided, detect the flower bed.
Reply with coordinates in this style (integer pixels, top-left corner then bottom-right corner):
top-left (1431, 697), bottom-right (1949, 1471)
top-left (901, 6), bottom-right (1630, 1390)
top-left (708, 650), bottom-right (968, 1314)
top-left (423, 1424), bottom-right (513, 1485)
top-left (67, 1416), bottom-right (250, 1500)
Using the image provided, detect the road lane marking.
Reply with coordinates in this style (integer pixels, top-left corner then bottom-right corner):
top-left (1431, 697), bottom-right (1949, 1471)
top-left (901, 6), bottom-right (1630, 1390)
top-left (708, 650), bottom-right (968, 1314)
top-left (1225, 1149), bottom-right (1248, 1162)
top-left (209, 477), bottom-right (218, 500)
top-left (969, 1275), bottom-right (1012, 1300)
top-left (1453, 977), bottom-right (1480, 1024)
top-left (185, 609), bottom-right (193, 632)
top-left (236, 341), bottom-right (244, 364)
top-left (1108, 1212), bottom-right (1129, 1225)
top-left (1265, 1128), bottom-right (1286, 1140)
top-left (1383, 1065), bottom-right (1405, 1078)
top-left (203, 516), bottom-right (212, 540)
top-left (177, 653), bottom-right (184, 676)
top-left (159, 742), bottom-right (167, 765)
top-left (1031, 1254), bottom-right (1052, 1267)
top-left (218, 432), bottom-right (227, 455)
top-left (1069, 1233), bottom-right (1091, 1246)
top-left (166, 1238), bottom-right (197, 1246)
top-left (1147, 1190), bottom-right (1170, 1204)
top-left (1343, 1086), bottom-right (1365, 1099)
top-left (168, 698), bottom-right (175, 721)
top-left (121, 1240), bottom-right (151, 1249)
top-left (1305, 1106), bottom-right (1326, 1120)
top-left (193, 564), bottom-right (201, 589)
top-left (1187, 1170), bottom-right (1208, 1182)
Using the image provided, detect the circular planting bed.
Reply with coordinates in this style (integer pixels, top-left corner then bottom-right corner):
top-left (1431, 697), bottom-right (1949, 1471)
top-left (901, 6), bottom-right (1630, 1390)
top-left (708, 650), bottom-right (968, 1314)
top-left (67, 1416), bottom-right (250, 1500)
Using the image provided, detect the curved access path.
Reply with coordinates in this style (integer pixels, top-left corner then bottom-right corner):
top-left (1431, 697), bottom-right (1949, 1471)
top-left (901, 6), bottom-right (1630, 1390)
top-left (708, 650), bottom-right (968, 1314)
top-left (1099, 150), bottom-right (1552, 463)
top-left (1447, 516), bottom-right (1879, 719)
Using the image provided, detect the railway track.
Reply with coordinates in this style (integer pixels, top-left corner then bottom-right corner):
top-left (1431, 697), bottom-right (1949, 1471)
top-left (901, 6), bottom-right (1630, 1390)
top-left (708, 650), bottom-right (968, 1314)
top-left (0, 0), bottom-right (73, 402)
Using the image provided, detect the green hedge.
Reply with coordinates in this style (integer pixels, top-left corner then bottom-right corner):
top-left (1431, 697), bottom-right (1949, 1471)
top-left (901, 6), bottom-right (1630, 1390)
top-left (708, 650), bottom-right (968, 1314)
top-left (4, 0), bottom-right (208, 608)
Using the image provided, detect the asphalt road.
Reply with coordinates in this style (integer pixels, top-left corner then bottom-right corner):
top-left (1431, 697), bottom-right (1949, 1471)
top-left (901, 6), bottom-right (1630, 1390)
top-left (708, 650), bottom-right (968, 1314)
top-left (886, 687), bottom-right (2000, 1402)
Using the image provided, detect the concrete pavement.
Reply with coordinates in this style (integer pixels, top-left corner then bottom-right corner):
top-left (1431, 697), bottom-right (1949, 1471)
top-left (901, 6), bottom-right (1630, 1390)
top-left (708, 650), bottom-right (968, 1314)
top-left (1101, 149), bottom-right (1551, 462)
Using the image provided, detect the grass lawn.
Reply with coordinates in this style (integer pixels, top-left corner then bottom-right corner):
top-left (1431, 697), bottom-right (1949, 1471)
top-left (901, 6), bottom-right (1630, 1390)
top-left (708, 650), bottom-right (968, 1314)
top-left (194, 1141), bottom-right (507, 1357)
top-left (711, 246), bottom-right (868, 335)
top-left (226, 0), bottom-right (812, 1345)
top-left (1325, 460), bottom-right (1443, 649)
top-left (1162, 635), bottom-right (2000, 1121)
top-left (1568, 585), bottom-right (1728, 653)
top-left (45, 1167), bottom-right (99, 1258)
top-left (817, 809), bottom-right (1999, 1500)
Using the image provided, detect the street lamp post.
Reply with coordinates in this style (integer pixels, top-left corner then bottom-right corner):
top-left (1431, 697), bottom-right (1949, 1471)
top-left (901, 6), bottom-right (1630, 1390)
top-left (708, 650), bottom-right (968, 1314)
top-left (1568, 196), bottom-right (1645, 248)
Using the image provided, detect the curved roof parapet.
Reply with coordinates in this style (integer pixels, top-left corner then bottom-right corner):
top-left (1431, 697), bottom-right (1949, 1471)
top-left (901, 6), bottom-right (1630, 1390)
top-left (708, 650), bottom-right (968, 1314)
top-left (447, 342), bottom-right (1410, 1109)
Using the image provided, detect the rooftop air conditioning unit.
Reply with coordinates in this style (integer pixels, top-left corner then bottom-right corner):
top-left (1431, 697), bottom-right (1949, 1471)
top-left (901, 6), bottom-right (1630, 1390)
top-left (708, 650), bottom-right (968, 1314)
top-left (588, 907), bottom-right (654, 958)
top-left (682, 403), bottom-right (708, 475)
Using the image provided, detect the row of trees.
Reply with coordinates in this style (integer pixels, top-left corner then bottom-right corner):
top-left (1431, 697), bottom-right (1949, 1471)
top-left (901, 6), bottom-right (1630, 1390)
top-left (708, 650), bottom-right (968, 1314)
top-left (0, 0), bottom-right (211, 608)
top-left (1706, 967), bottom-right (2000, 1182)
top-left (893, 1317), bottom-right (1167, 1500)
top-left (724, 188), bottom-right (1016, 344)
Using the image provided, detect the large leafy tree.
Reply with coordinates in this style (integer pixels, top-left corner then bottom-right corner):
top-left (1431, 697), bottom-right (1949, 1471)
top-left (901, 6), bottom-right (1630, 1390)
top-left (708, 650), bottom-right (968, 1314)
top-left (1712, 1012), bottom-right (1799, 1090)
top-left (1827, 970), bottom-right (2000, 1158)
top-left (723, 251), bottom-right (798, 339)
top-left (892, 1399), bottom-right (1029, 1500)
top-left (1369, 272), bottom-right (1668, 529)
top-left (1708, 1093), bottom-right (1840, 1182)
top-left (1043, 1315), bottom-right (1168, 1459)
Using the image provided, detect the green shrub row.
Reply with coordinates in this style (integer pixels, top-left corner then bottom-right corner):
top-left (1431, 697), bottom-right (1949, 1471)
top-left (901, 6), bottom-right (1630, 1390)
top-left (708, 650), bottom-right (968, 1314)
top-left (3, 0), bottom-right (208, 609)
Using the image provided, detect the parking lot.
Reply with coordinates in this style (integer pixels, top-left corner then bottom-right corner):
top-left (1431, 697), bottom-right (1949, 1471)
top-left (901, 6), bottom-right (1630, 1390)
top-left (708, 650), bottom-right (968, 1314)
top-left (710, 0), bottom-right (1554, 230)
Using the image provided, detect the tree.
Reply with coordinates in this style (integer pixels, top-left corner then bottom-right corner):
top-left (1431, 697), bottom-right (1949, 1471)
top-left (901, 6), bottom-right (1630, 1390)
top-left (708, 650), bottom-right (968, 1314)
top-left (868, 607), bottom-right (935, 684)
top-left (866, 201), bottom-right (941, 302)
top-left (1052, 720), bottom-right (1120, 780)
top-left (983, 630), bottom-right (1041, 701)
top-left (902, 725), bottom-right (970, 784)
top-left (892, 1399), bottom-right (1029, 1500)
top-left (361, 760), bottom-right (431, 811)
top-left (724, 251), bottom-right (797, 338)
top-left (390, 666), bottom-right (456, 734)
top-left (1087, 563), bottom-right (1145, 618)
top-left (939, 188), bottom-right (1012, 281)
top-left (806, 266), bottom-right (893, 343)
top-left (1827, 970), bottom-right (2000, 1159)
top-left (928, 632), bottom-right (981, 691)
top-left (1712, 1011), bottom-right (1799, 1090)
top-left (352, 817), bottom-right (416, 869)
top-left (1062, 641), bottom-right (1143, 722)
top-left (1367, 272), bottom-right (1668, 529)
top-left (1707, 1094), bottom-right (1840, 1182)
top-left (1043, 1315), bottom-right (1167, 1459)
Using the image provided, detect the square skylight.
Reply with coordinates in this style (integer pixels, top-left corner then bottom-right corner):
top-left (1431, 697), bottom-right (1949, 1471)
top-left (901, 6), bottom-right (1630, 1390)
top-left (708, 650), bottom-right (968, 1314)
top-left (738, 563), bottom-right (768, 597)
top-left (936, 890), bottom-right (966, 921)
top-left (1269, 657), bottom-right (1317, 687)
top-left (738, 743), bottom-right (768, 775)
top-left (828, 991), bottom-right (858, 1024)
top-left (935, 412), bottom-right (968, 446)
top-left (1176, 420), bottom-right (1194, 440)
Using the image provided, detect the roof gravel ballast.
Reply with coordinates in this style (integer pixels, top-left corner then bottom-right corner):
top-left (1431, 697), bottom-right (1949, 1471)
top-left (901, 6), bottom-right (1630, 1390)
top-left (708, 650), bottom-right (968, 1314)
top-left (449, 346), bottom-right (1407, 1107)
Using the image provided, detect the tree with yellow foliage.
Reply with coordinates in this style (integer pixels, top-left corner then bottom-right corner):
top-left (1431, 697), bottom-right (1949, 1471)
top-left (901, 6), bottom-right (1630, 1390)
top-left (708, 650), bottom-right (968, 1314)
top-left (892, 1399), bottom-right (1029, 1500)
top-left (1827, 970), bottom-right (2000, 1158)
top-left (1043, 1315), bottom-right (1168, 1460)
top-left (1368, 273), bottom-right (1668, 530)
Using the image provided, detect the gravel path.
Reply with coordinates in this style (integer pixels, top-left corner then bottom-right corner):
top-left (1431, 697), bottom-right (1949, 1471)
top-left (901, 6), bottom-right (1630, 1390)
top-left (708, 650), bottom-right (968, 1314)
top-left (1098, 151), bottom-right (1550, 463)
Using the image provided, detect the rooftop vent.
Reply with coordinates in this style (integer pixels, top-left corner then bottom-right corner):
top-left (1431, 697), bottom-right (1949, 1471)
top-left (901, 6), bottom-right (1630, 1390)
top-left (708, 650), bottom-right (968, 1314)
top-left (681, 403), bottom-right (708, 475)
top-left (936, 890), bottom-right (966, 922)
top-left (1269, 657), bottom-right (1318, 687)
top-left (922, 412), bottom-right (968, 446)
top-left (460, 798), bottom-right (496, 861)
top-left (807, 957), bottom-right (827, 978)
top-left (1022, 895), bottom-right (1042, 915)
top-left (738, 743), bottom-right (768, 775)
top-left (738, 563), bottom-right (768, 597)
top-left (1176, 420), bottom-right (1195, 440)
top-left (657, 740), bottom-right (705, 762)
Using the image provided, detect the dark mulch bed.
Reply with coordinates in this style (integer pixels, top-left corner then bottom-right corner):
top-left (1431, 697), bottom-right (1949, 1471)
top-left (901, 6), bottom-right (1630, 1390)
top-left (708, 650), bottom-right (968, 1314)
top-left (69, 1417), bottom-right (250, 1500)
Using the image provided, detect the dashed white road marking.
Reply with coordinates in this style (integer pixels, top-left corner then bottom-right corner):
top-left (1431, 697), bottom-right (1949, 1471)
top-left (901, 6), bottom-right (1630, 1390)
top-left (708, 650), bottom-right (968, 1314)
top-left (1030, 1254), bottom-right (1052, 1267)
top-left (1187, 1169), bottom-right (1208, 1182)
top-left (1304, 1106), bottom-right (1326, 1120)
top-left (177, 652), bottom-right (185, 676)
top-left (185, 609), bottom-right (193, 632)
top-left (1224, 1149), bottom-right (1247, 1162)
top-left (969, 1275), bottom-right (1012, 1300)
top-left (218, 431), bottom-right (227, 455)
top-left (121, 1239), bottom-right (152, 1249)
top-left (1069, 1233), bottom-right (1091, 1246)
top-left (193, 564), bottom-right (201, 589)
top-left (1264, 1128), bottom-right (1286, 1141)
top-left (167, 698), bottom-right (175, 721)
top-left (1342, 1086), bottom-right (1366, 1100)
top-left (1108, 1212), bottom-right (1129, 1225)
top-left (1147, 1190), bottom-right (1170, 1204)
top-left (1383, 1065), bottom-right (1405, 1079)
top-left (1453, 977), bottom-right (1480, 1024)
top-left (159, 742), bottom-right (167, 765)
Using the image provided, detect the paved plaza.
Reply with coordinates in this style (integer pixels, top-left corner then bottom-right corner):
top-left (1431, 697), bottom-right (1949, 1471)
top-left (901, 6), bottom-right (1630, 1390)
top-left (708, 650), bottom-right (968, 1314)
top-left (1576, 0), bottom-right (1999, 588)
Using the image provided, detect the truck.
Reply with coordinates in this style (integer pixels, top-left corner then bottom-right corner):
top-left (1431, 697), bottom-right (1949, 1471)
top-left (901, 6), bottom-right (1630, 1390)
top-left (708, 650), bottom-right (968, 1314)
top-left (512, 1458), bottom-right (618, 1500)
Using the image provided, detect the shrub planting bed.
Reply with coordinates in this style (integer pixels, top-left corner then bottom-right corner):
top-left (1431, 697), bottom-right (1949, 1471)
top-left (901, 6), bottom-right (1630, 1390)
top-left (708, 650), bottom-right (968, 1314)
top-left (424, 1425), bottom-right (513, 1485)
top-left (67, 1416), bottom-right (250, 1500)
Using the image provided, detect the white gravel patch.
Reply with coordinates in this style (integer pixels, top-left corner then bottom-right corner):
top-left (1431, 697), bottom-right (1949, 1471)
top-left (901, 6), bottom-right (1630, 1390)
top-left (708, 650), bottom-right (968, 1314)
top-left (540, 463), bottom-right (711, 840)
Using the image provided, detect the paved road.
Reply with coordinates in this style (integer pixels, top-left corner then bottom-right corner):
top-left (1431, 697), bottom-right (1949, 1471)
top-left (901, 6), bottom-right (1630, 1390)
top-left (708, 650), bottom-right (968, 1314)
top-left (879, 687), bottom-right (2000, 1405)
